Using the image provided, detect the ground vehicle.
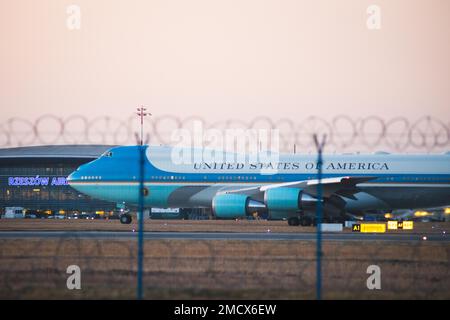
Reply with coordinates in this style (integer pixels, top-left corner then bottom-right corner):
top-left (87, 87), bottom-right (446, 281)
top-left (79, 213), bottom-right (95, 220)
top-left (67, 213), bottom-right (79, 219)
top-left (24, 210), bottom-right (43, 219)
top-left (149, 208), bottom-right (188, 220)
top-left (4, 207), bottom-right (25, 219)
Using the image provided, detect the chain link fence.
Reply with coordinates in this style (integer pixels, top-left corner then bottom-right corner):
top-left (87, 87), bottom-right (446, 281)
top-left (1, 115), bottom-right (449, 152)
top-left (0, 233), bottom-right (449, 299)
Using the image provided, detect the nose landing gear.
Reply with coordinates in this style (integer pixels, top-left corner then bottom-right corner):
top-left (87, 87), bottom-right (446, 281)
top-left (120, 213), bottom-right (132, 224)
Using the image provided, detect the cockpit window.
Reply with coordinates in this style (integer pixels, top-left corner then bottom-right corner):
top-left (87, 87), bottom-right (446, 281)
top-left (102, 151), bottom-right (113, 157)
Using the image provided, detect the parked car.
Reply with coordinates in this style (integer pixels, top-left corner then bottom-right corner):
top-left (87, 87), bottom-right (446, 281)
top-left (79, 213), bottom-right (94, 220)
top-left (67, 213), bottom-right (79, 220)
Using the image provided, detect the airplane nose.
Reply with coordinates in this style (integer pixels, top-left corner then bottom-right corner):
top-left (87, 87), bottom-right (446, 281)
top-left (66, 170), bottom-right (79, 183)
top-left (67, 169), bottom-right (86, 189)
top-left (67, 163), bottom-right (94, 195)
top-left (67, 163), bottom-right (90, 184)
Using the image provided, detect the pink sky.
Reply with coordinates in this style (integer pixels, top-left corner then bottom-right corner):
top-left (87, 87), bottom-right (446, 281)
top-left (1, 0), bottom-right (449, 122)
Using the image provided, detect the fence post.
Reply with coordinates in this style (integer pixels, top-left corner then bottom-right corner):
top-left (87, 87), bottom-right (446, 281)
top-left (313, 134), bottom-right (326, 300)
top-left (137, 145), bottom-right (145, 300)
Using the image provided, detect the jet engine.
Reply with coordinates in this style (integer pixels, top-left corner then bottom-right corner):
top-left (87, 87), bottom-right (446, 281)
top-left (264, 187), bottom-right (318, 212)
top-left (212, 193), bottom-right (266, 219)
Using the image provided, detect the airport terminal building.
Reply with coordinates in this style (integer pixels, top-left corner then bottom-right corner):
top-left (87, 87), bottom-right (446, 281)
top-left (0, 145), bottom-right (117, 217)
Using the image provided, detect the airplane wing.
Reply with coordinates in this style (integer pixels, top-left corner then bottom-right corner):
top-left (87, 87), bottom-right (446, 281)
top-left (222, 176), bottom-right (376, 200)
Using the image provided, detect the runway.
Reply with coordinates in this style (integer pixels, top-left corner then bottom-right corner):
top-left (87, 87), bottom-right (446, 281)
top-left (0, 231), bottom-right (448, 242)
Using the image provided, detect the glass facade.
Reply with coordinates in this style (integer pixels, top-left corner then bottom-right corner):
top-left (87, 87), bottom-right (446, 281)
top-left (0, 157), bottom-right (116, 215)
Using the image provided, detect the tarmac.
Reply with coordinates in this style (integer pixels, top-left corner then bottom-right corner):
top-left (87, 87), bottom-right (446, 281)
top-left (0, 230), bottom-right (447, 242)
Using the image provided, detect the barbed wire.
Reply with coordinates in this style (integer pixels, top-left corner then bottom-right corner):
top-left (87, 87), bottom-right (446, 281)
top-left (0, 236), bottom-right (448, 299)
top-left (0, 115), bottom-right (449, 152)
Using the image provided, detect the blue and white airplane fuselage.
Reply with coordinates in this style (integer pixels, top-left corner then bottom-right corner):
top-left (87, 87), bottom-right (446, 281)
top-left (67, 145), bottom-right (450, 225)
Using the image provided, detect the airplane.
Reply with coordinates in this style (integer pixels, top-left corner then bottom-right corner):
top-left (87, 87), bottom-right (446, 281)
top-left (67, 145), bottom-right (450, 225)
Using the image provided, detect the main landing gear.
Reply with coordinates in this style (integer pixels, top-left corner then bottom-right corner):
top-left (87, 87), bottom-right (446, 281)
top-left (120, 213), bottom-right (132, 224)
top-left (287, 216), bottom-right (313, 226)
top-left (287, 217), bottom-right (300, 226)
top-left (300, 216), bottom-right (313, 226)
top-left (287, 215), bottom-right (344, 227)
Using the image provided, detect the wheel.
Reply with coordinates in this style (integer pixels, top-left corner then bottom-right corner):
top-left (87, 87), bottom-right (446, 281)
top-left (120, 213), bottom-right (132, 224)
top-left (301, 216), bottom-right (313, 226)
top-left (288, 217), bottom-right (300, 226)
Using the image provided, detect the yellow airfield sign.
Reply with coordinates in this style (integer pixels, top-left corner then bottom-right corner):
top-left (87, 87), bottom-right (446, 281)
top-left (352, 223), bottom-right (386, 233)
top-left (361, 223), bottom-right (386, 233)
top-left (387, 221), bottom-right (414, 230)
top-left (402, 221), bottom-right (414, 230)
top-left (387, 221), bottom-right (398, 230)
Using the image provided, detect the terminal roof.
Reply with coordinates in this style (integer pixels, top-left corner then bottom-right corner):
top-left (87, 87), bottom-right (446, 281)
top-left (0, 145), bottom-right (115, 159)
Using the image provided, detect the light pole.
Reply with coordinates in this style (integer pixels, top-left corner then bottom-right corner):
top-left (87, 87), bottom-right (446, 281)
top-left (136, 106), bottom-right (151, 146)
top-left (136, 106), bottom-right (150, 300)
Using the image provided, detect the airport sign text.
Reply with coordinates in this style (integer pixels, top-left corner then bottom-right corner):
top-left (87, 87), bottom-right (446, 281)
top-left (387, 220), bottom-right (414, 230)
top-left (8, 176), bottom-right (69, 187)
